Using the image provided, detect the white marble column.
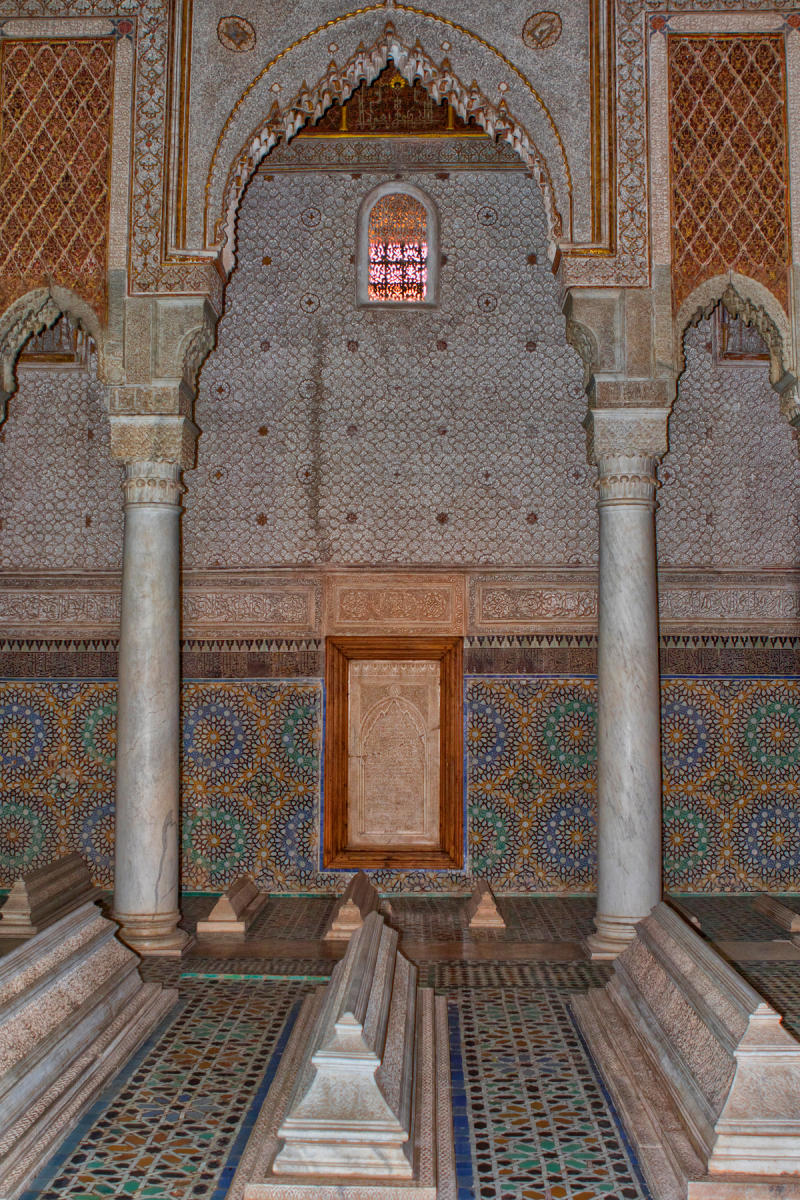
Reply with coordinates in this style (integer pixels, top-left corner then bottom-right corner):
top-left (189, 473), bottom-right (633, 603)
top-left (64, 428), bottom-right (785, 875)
top-left (113, 460), bottom-right (189, 956)
top-left (586, 407), bottom-right (669, 959)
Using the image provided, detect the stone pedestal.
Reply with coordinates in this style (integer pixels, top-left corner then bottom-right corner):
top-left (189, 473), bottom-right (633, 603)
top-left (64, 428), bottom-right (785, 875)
top-left (0, 852), bottom-right (97, 938)
top-left (573, 902), bottom-right (800, 1199)
top-left (322, 871), bottom-right (380, 941)
top-left (196, 876), bottom-right (267, 936)
top-left (587, 447), bottom-right (663, 959)
top-left (0, 901), bottom-right (176, 1199)
top-left (113, 461), bottom-right (189, 957)
top-left (228, 912), bottom-right (455, 1198)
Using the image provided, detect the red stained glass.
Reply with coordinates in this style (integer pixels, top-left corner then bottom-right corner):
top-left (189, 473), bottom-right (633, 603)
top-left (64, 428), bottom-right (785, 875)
top-left (367, 193), bottom-right (428, 301)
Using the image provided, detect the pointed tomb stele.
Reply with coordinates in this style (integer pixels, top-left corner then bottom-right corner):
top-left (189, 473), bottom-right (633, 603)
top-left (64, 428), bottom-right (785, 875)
top-left (573, 901), bottom-right (800, 1199)
top-left (0, 852), bottom-right (97, 939)
top-left (196, 875), bottom-right (267, 936)
top-left (322, 870), bottom-right (380, 941)
top-left (465, 879), bottom-right (505, 929)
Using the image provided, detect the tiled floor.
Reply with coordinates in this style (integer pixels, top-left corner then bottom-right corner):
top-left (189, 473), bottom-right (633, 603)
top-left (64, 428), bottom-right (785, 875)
top-left (19, 894), bottom-right (800, 1200)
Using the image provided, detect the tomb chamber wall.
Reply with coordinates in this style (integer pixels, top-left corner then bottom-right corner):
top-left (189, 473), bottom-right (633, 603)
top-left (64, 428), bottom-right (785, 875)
top-left (1, 160), bottom-right (799, 897)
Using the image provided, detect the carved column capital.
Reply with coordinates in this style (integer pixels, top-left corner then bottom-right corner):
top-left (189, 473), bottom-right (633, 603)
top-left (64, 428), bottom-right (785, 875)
top-left (584, 406), bottom-right (670, 463)
top-left (109, 415), bottom-right (199, 470)
top-left (595, 453), bottom-right (659, 507)
top-left (122, 460), bottom-right (184, 506)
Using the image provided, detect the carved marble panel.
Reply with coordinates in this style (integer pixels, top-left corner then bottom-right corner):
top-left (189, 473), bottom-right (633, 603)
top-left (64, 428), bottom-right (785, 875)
top-left (323, 637), bottom-right (463, 870)
top-left (348, 659), bottom-right (441, 850)
top-left (324, 573), bottom-right (465, 636)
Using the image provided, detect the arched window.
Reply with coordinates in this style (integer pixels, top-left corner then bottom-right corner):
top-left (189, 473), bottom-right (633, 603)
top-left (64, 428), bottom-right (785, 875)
top-left (357, 183), bottom-right (439, 307)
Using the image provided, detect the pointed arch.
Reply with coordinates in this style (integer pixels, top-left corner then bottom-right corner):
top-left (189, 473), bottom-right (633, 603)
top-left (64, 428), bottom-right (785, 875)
top-left (0, 287), bottom-right (106, 425)
top-left (675, 274), bottom-right (794, 389)
top-left (205, 19), bottom-right (568, 274)
top-left (674, 273), bottom-right (800, 434)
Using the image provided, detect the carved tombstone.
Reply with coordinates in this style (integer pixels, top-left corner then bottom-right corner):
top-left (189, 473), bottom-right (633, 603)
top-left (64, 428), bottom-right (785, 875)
top-left (196, 875), bottom-right (267, 936)
top-left (0, 852), bottom-right (97, 939)
top-left (466, 879), bottom-right (506, 930)
top-left (0, 901), bottom-right (177, 1199)
top-left (322, 870), bottom-right (380, 941)
top-left (573, 902), bottom-right (800, 1199)
top-left (228, 911), bottom-right (456, 1198)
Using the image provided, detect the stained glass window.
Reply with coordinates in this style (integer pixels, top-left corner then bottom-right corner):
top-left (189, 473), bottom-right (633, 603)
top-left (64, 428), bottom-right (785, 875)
top-left (367, 192), bottom-right (428, 303)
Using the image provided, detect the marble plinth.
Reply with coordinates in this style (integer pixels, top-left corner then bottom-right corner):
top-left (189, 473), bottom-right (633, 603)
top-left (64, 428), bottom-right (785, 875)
top-left (466, 880), bottom-right (505, 929)
top-left (0, 852), bottom-right (97, 939)
top-left (573, 902), bottom-right (800, 1200)
top-left (322, 871), bottom-right (379, 941)
top-left (229, 912), bottom-right (455, 1199)
top-left (196, 876), bottom-right (267, 936)
top-left (752, 895), bottom-right (800, 934)
top-left (0, 901), bottom-right (177, 1199)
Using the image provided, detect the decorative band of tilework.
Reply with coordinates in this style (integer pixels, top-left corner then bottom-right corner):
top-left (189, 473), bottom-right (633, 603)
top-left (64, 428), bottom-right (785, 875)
top-left (2, 676), bottom-right (800, 896)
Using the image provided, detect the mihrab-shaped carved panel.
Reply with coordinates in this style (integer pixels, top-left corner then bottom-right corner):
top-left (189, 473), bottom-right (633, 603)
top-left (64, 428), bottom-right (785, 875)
top-left (324, 636), bottom-right (463, 869)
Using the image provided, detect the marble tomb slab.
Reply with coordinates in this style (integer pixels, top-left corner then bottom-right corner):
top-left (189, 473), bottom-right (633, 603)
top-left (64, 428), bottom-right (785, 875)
top-left (573, 901), bottom-right (800, 1199)
top-left (228, 911), bottom-right (455, 1199)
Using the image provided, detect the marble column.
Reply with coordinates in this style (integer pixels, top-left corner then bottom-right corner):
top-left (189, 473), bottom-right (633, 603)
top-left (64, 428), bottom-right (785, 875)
top-left (585, 408), bottom-right (669, 959)
top-left (113, 460), bottom-right (190, 956)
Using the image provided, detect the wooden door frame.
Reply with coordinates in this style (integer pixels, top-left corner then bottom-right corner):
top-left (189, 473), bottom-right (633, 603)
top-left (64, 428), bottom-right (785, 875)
top-left (323, 635), bottom-right (463, 869)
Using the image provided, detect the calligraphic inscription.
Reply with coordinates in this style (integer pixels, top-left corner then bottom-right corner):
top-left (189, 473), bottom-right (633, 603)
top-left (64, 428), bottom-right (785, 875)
top-left (300, 65), bottom-right (479, 136)
top-left (522, 12), bottom-right (562, 49)
top-left (325, 573), bottom-right (465, 635)
top-left (348, 660), bottom-right (440, 849)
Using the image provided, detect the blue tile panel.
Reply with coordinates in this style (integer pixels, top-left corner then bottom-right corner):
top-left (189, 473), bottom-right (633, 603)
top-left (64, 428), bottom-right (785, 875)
top-left (2, 676), bottom-right (800, 892)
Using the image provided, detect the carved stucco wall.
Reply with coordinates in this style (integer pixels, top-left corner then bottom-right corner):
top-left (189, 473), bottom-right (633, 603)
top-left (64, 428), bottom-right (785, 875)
top-left (0, 357), bottom-right (122, 571)
top-left (659, 320), bottom-right (800, 567)
top-left (185, 161), bottom-right (595, 568)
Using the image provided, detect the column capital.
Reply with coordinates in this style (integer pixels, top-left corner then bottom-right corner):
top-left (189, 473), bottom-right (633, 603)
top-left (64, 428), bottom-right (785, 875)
top-left (109, 414), bottom-right (199, 470)
top-left (122, 460), bottom-right (184, 506)
top-left (584, 406), bottom-right (670, 465)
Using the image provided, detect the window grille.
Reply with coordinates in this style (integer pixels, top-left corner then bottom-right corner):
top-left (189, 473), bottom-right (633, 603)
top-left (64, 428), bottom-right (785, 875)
top-left (367, 192), bottom-right (428, 303)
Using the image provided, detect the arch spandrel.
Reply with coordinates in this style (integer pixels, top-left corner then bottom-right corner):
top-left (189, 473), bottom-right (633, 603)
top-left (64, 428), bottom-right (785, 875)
top-left (204, 14), bottom-right (571, 274)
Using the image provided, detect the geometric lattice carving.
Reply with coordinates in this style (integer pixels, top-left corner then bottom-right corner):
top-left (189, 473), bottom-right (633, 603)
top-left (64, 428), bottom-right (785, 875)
top-left (0, 40), bottom-right (114, 321)
top-left (669, 35), bottom-right (790, 312)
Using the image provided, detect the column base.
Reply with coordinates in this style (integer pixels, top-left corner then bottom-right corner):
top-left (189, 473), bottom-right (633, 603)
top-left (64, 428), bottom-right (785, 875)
top-left (585, 912), bottom-right (648, 960)
top-left (113, 909), bottom-right (193, 958)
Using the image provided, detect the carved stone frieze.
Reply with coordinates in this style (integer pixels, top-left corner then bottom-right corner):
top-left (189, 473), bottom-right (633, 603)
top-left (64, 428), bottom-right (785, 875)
top-left (0, 573), bottom-right (321, 638)
top-left (3, 570), bottom-right (800, 641)
top-left (182, 578), bottom-right (319, 637)
top-left (470, 571), bottom-right (599, 634)
top-left (324, 572), bottom-right (466, 636)
top-left (469, 570), bottom-right (800, 635)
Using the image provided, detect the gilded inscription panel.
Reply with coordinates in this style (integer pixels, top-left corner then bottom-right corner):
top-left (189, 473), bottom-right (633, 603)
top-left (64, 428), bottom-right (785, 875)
top-left (347, 659), bottom-right (441, 850)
